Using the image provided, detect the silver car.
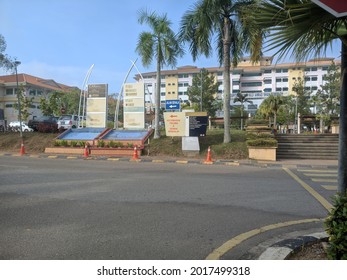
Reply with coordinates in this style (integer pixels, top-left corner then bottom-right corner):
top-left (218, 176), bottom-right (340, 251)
top-left (57, 115), bottom-right (78, 130)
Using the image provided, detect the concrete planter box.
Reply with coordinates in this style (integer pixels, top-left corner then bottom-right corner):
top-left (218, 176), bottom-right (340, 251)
top-left (90, 148), bottom-right (135, 156)
top-left (331, 125), bottom-right (339, 134)
top-left (45, 147), bottom-right (83, 155)
top-left (248, 146), bottom-right (277, 161)
top-left (45, 147), bottom-right (140, 157)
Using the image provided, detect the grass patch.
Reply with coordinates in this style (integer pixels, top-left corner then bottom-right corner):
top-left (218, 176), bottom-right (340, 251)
top-left (0, 132), bottom-right (59, 153)
top-left (0, 129), bottom-right (249, 159)
top-left (147, 129), bottom-right (248, 159)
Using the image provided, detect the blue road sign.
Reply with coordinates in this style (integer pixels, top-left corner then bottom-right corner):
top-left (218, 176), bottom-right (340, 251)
top-left (165, 100), bottom-right (181, 110)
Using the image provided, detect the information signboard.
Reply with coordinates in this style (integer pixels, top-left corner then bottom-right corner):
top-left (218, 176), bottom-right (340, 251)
top-left (123, 83), bottom-right (145, 129)
top-left (86, 84), bottom-right (108, 128)
top-left (165, 100), bottom-right (181, 111)
top-left (187, 116), bottom-right (208, 137)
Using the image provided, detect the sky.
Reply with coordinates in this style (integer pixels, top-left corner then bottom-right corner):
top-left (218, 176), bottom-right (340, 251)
top-left (0, 0), bottom-right (342, 94)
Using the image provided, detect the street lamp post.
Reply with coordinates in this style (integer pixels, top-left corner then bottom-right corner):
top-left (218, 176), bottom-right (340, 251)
top-left (14, 60), bottom-right (25, 155)
top-left (200, 69), bottom-right (203, 112)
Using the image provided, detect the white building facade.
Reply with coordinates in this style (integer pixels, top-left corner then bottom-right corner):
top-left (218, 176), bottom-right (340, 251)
top-left (135, 57), bottom-right (339, 116)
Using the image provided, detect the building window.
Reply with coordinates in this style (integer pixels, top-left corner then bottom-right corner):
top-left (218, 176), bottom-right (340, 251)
top-left (6, 88), bottom-right (13, 95)
top-left (264, 88), bottom-right (272, 92)
top-left (264, 69), bottom-right (272, 74)
top-left (264, 79), bottom-right (272, 84)
top-left (5, 103), bottom-right (13, 108)
top-left (276, 78), bottom-right (288, 82)
top-left (161, 84), bottom-right (165, 88)
top-left (276, 68), bottom-right (288, 73)
top-left (241, 82), bottom-right (262, 87)
top-left (241, 72), bottom-right (262, 77)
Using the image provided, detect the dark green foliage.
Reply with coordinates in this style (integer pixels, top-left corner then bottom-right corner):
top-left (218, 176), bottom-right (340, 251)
top-left (246, 138), bottom-right (277, 147)
top-left (97, 140), bottom-right (105, 148)
top-left (325, 194), bottom-right (347, 260)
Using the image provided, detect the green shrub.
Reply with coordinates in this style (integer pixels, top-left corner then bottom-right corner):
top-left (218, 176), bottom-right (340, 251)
top-left (246, 119), bottom-right (268, 126)
top-left (127, 143), bottom-right (134, 148)
top-left (70, 140), bottom-right (78, 147)
top-left (60, 140), bottom-right (69, 147)
top-left (325, 194), bottom-right (347, 260)
top-left (54, 140), bottom-right (61, 147)
top-left (115, 142), bottom-right (123, 148)
top-left (246, 138), bottom-right (278, 147)
top-left (79, 141), bottom-right (86, 147)
top-left (246, 133), bottom-right (274, 140)
top-left (97, 140), bottom-right (105, 148)
top-left (108, 140), bottom-right (115, 148)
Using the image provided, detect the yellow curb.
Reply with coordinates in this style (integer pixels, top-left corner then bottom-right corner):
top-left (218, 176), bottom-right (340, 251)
top-left (283, 168), bottom-right (333, 211)
top-left (206, 218), bottom-right (322, 260)
top-left (47, 155), bottom-right (57, 158)
top-left (176, 160), bottom-right (188, 164)
top-left (152, 160), bottom-right (164, 163)
top-left (66, 156), bottom-right (77, 159)
top-left (225, 162), bottom-right (240, 166)
top-left (107, 158), bottom-right (120, 161)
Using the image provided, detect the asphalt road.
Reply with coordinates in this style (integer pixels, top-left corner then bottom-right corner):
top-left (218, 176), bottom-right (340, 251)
top-left (0, 156), bottom-right (334, 259)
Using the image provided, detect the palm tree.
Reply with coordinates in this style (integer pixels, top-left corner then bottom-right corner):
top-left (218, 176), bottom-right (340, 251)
top-left (136, 9), bottom-right (183, 139)
top-left (179, 0), bottom-right (262, 143)
top-left (257, 95), bottom-right (283, 128)
top-left (233, 92), bottom-right (252, 130)
top-left (253, 0), bottom-right (347, 195)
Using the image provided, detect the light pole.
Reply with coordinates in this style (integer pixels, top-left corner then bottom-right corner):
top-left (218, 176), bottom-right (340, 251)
top-left (14, 60), bottom-right (24, 155)
top-left (200, 69), bottom-right (203, 112)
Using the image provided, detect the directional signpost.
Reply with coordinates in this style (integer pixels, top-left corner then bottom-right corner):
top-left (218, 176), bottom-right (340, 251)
top-left (165, 100), bottom-right (181, 111)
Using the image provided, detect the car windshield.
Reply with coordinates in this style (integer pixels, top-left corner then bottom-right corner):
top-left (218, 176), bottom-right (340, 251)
top-left (59, 115), bottom-right (72, 120)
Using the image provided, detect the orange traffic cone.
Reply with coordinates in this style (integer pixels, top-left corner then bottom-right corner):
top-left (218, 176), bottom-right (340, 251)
top-left (19, 140), bottom-right (25, 156)
top-left (83, 145), bottom-right (89, 158)
top-left (204, 146), bottom-right (213, 164)
top-left (131, 146), bottom-right (139, 161)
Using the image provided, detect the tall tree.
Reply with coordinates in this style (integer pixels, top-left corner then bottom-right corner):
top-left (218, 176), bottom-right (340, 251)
top-left (0, 34), bottom-right (13, 71)
top-left (314, 62), bottom-right (341, 117)
top-left (179, 0), bottom-right (262, 143)
top-left (233, 92), bottom-right (252, 130)
top-left (187, 68), bottom-right (219, 117)
top-left (292, 77), bottom-right (312, 116)
top-left (40, 90), bottom-right (79, 116)
top-left (253, 0), bottom-right (347, 195)
top-left (136, 9), bottom-right (183, 139)
top-left (257, 95), bottom-right (284, 128)
top-left (13, 86), bottom-right (34, 122)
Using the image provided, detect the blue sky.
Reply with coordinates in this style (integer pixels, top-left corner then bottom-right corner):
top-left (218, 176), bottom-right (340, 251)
top-left (0, 0), bottom-right (342, 93)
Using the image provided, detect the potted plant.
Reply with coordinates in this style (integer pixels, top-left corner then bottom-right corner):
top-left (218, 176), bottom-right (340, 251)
top-left (246, 136), bottom-right (278, 161)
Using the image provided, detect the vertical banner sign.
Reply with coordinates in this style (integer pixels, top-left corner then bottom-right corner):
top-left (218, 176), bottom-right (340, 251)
top-left (123, 82), bottom-right (145, 129)
top-left (86, 84), bottom-right (108, 128)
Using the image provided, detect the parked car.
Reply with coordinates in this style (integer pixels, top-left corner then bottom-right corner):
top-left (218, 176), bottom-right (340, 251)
top-left (28, 116), bottom-right (58, 132)
top-left (8, 121), bottom-right (34, 132)
top-left (57, 114), bottom-right (78, 130)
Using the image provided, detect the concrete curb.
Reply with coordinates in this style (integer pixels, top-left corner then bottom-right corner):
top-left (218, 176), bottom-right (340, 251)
top-left (258, 232), bottom-right (328, 260)
top-left (0, 153), bottom-right (338, 169)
